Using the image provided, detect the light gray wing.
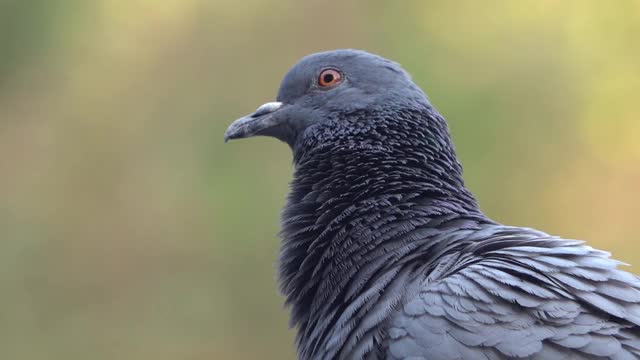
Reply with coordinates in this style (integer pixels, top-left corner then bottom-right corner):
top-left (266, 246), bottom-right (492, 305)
top-left (387, 238), bottom-right (640, 359)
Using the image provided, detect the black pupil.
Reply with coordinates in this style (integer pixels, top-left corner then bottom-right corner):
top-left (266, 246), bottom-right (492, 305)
top-left (323, 73), bottom-right (334, 84)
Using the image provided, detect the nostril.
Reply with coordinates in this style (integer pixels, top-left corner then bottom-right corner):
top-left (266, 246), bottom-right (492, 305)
top-left (253, 102), bottom-right (283, 117)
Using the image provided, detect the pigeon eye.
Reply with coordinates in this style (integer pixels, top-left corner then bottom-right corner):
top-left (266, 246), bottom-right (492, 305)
top-left (318, 68), bottom-right (342, 88)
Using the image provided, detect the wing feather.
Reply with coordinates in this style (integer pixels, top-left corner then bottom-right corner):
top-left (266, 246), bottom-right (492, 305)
top-left (387, 235), bottom-right (640, 359)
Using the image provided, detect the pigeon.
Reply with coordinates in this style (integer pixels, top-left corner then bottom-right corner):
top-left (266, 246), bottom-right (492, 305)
top-left (224, 49), bottom-right (640, 359)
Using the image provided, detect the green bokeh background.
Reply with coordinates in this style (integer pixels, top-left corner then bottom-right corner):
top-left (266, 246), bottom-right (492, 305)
top-left (1, 1), bottom-right (639, 359)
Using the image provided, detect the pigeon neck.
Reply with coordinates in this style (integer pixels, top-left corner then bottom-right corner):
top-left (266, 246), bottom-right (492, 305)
top-left (279, 107), bottom-right (488, 356)
top-left (291, 106), bottom-right (481, 214)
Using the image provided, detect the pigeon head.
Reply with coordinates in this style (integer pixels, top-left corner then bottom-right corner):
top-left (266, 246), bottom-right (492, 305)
top-left (224, 49), bottom-right (475, 211)
top-left (224, 49), bottom-right (432, 149)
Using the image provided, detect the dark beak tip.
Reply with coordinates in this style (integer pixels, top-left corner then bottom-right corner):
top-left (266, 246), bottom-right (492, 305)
top-left (223, 132), bottom-right (236, 143)
top-left (223, 125), bottom-right (242, 143)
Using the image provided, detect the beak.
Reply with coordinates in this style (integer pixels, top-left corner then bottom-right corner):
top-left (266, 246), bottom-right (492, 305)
top-left (224, 102), bottom-right (284, 142)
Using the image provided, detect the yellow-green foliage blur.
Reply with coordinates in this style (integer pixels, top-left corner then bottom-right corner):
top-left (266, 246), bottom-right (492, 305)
top-left (1, 1), bottom-right (639, 359)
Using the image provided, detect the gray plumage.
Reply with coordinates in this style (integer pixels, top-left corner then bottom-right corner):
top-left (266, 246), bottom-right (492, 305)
top-left (225, 49), bottom-right (640, 359)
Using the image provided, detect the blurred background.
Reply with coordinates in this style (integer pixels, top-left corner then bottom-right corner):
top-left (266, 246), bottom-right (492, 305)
top-left (1, 0), bottom-right (639, 359)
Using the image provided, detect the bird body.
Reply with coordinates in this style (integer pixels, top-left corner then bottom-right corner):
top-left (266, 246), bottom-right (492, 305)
top-left (225, 50), bottom-right (640, 359)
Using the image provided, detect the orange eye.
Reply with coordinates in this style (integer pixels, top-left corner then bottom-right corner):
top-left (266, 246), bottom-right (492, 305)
top-left (318, 68), bottom-right (342, 87)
